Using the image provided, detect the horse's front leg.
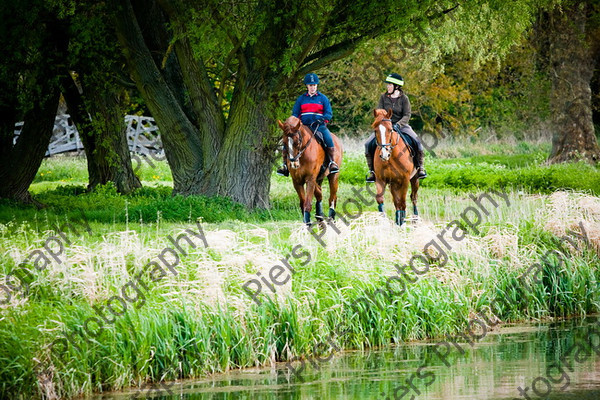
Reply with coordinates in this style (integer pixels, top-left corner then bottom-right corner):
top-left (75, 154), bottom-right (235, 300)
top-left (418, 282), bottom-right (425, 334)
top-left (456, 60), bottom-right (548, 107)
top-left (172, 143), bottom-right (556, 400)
top-left (303, 179), bottom-right (317, 224)
top-left (326, 171), bottom-right (339, 220)
top-left (314, 180), bottom-right (324, 221)
top-left (391, 181), bottom-right (409, 226)
top-left (375, 178), bottom-right (386, 213)
top-left (410, 176), bottom-right (420, 219)
top-left (293, 181), bottom-right (306, 220)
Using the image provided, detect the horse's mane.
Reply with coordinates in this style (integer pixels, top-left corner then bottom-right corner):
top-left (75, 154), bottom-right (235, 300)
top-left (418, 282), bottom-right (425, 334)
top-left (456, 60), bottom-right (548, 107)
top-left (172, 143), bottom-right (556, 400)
top-left (371, 109), bottom-right (390, 129)
top-left (283, 116), bottom-right (302, 133)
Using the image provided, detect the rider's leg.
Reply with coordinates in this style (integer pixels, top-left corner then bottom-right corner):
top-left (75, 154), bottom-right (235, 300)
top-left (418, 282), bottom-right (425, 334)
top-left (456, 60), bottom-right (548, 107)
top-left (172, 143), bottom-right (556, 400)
top-left (319, 125), bottom-right (339, 174)
top-left (365, 134), bottom-right (376, 182)
top-left (276, 146), bottom-right (289, 177)
top-left (398, 125), bottom-right (427, 179)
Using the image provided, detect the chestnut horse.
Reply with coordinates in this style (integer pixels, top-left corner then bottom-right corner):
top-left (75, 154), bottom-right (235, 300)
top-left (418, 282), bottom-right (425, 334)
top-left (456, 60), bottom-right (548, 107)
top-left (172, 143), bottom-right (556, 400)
top-left (371, 109), bottom-right (419, 226)
top-left (277, 116), bottom-right (343, 224)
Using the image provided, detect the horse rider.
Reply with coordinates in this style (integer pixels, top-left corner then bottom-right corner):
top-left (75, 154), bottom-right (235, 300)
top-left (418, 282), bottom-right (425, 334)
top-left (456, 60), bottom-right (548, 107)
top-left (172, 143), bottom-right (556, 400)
top-left (364, 73), bottom-right (427, 182)
top-left (277, 73), bottom-right (340, 176)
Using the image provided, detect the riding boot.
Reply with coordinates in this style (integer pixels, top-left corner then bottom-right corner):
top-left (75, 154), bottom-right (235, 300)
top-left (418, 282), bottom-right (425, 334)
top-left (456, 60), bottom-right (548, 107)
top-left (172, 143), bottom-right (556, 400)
top-left (327, 147), bottom-right (339, 174)
top-left (415, 146), bottom-right (427, 179)
top-left (276, 151), bottom-right (289, 177)
top-left (365, 153), bottom-right (375, 183)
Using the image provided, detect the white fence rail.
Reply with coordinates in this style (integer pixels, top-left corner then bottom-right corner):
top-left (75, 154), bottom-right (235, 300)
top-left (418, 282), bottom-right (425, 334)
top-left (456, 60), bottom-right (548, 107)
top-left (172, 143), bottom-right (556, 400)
top-left (13, 114), bottom-right (163, 157)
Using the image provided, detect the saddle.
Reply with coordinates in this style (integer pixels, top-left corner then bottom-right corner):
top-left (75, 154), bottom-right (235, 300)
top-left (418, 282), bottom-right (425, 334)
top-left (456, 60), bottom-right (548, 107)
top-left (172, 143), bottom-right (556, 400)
top-left (397, 130), bottom-right (417, 159)
top-left (305, 123), bottom-right (326, 149)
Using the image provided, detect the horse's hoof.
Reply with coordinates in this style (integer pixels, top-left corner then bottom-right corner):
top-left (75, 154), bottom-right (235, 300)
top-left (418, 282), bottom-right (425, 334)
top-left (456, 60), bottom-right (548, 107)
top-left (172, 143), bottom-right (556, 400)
top-left (316, 215), bottom-right (324, 222)
top-left (378, 203), bottom-right (384, 213)
top-left (328, 208), bottom-right (336, 220)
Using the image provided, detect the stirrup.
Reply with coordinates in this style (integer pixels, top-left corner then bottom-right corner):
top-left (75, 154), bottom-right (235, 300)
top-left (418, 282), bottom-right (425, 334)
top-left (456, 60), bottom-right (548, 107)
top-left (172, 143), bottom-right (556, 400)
top-left (366, 171), bottom-right (376, 183)
top-left (328, 161), bottom-right (339, 174)
top-left (417, 168), bottom-right (427, 179)
top-left (276, 165), bottom-right (289, 177)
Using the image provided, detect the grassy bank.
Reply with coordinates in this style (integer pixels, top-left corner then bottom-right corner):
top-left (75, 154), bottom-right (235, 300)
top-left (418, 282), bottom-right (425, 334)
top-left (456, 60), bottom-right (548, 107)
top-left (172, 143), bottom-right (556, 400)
top-left (1, 137), bottom-right (598, 226)
top-left (1, 140), bottom-right (599, 398)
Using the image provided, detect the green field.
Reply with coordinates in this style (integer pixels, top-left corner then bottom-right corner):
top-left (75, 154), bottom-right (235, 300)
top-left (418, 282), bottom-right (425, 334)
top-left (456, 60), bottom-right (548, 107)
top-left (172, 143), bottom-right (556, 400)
top-left (1, 139), bottom-right (599, 398)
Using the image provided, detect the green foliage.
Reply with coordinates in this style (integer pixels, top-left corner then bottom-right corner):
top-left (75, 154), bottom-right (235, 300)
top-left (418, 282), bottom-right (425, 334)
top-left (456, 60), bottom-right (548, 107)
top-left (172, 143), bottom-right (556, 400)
top-left (338, 150), bottom-right (600, 195)
top-left (421, 159), bottom-right (600, 194)
top-left (0, 0), bottom-right (75, 119)
top-left (179, 0), bottom-right (539, 120)
top-left (325, 3), bottom-right (552, 137)
top-left (8, 140), bottom-right (598, 226)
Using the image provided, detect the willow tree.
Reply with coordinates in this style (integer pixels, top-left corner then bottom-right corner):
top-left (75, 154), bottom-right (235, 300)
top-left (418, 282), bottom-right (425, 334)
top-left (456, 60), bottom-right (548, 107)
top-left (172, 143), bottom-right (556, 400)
top-left (0, 0), bottom-right (141, 203)
top-left (109, 0), bottom-right (461, 207)
top-left (325, 0), bottom-right (549, 134)
top-left (63, 1), bottom-right (141, 193)
top-left (545, 0), bottom-right (600, 163)
top-left (110, 0), bottom-right (555, 207)
top-left (0, 1), bottom-right (70, 203)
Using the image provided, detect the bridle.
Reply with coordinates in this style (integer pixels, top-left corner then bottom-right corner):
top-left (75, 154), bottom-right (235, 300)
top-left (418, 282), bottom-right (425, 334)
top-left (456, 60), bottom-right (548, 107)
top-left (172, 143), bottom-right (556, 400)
top-left (374, 118), bottom-right (398, 150)
top-left (287, 123), bottom-right (316, 162)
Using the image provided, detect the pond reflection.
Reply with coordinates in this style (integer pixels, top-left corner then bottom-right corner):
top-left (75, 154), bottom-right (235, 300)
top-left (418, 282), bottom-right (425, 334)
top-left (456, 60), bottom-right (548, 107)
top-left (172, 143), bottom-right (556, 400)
top-left (97, 318), bottom-right (600, 400)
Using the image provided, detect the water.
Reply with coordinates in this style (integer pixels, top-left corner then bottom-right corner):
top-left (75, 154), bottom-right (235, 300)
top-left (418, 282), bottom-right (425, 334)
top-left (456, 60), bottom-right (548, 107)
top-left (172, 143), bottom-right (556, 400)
top-left (98, 318), bottom-right (600, 399)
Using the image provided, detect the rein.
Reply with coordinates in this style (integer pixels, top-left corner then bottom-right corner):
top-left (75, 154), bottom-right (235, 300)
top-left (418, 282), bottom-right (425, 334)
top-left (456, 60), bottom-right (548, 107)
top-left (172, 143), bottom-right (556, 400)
top-left (375, 119), bottom-right (398, 149)
top-left (288, 124), bottom-right (317, 162)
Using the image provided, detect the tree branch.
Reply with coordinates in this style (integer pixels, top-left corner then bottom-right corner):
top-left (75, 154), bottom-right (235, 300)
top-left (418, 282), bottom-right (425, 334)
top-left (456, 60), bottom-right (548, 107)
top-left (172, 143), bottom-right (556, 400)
top-left (297, 26), bottom-right (382, 76)
top-left (294, 40), bottom-right (361, 82)
top-left (292, 3), bottom-right (335, 70)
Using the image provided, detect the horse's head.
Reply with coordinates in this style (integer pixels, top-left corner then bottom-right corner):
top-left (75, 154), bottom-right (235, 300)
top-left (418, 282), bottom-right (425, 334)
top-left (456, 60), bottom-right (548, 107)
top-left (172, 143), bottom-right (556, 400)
top-left (277, 116), bottom-right (303, 169)
top-left (371, 108), bottom-right (394, 161)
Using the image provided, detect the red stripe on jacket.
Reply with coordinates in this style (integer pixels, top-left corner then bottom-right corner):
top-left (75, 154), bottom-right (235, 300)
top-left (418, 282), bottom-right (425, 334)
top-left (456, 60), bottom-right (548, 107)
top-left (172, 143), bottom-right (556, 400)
top-left (300, 103), bottom-right (324, 114)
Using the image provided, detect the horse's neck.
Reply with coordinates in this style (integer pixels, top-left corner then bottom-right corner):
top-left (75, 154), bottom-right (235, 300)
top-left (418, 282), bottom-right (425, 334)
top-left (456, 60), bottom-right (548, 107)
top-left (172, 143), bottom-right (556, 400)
top-left (392, 131), bottom-right (410, 160)
top-left (386, 128), bottom-right (399, 146)
top-left (392, 130), bottom-right (401, 147)
top-left (300, 126), bottom-right (312, 146)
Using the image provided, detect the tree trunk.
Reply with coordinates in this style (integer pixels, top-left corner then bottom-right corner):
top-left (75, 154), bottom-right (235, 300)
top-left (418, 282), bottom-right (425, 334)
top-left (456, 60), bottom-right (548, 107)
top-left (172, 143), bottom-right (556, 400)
top-left (112, 0), bottom-right (278, 208)
top-left (591, 58), bottom-right (600, 126)
top-left (131, 0), bottom-right (200, 127)
top-left (153, 0), bottom-right (225, 168)
top-left (548, 1), bottom-right (600, 164)
top-left (199, 75), bottom-right (275, 208)
top-left (0, 94), bottom-right (61, 203)
top-left (111, 0), bottom-right (206, 193)
top-left (0, 83), bottom-right (19, 176)
top-left (170, 32), bottom-right (225, 169)
top-left (0, 18), bottom-right (68, 203)
top-left (62, 75), bottom-right (142, 194)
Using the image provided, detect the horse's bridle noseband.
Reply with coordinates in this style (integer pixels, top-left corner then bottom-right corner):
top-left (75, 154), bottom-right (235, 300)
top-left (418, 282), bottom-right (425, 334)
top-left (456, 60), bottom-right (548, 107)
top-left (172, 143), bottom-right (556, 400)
top-left (375, 118), bottom-right (398, 149)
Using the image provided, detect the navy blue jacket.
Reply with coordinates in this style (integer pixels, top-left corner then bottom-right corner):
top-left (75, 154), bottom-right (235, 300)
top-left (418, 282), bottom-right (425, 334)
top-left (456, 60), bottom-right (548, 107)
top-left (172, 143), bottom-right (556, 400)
top-left (292, 92), bottom-right (333, 125)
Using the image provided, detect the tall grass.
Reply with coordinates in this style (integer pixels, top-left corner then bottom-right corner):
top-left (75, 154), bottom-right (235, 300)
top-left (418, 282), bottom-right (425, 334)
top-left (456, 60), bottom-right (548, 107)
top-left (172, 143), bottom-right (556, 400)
top-left (1, 190), bottom-right (599, 398)
top-left (1, 139), bottom-right (598, 397)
